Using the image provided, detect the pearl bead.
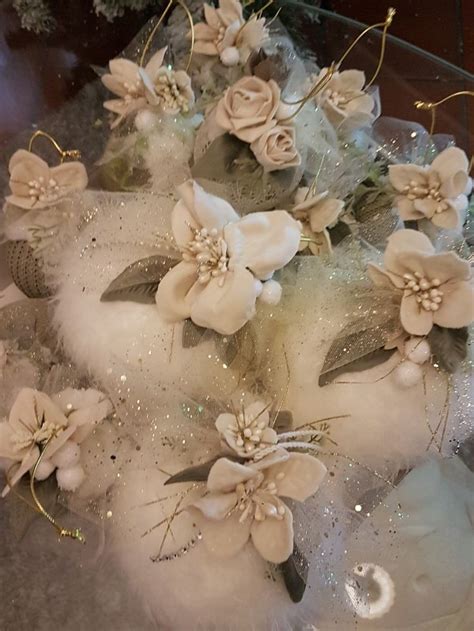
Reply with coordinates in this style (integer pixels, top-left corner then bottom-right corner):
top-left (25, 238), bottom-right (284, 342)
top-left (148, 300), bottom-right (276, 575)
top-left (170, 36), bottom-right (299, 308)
top-left (135, 109), bottom-right (158, 132)
top-left (220, 46), bottom-right (240, 67)
top-left (34, 459), bottom-right (55, 481)
top-left (404, 338), bottom-right (431, 364)
top-left (394, 361), bottom-right (423, 388)
top-left (51, 440), bottom-right (81, 469)
top-left (259, 280), bottom-right (282, 305)
top-left (56, 464), bottom-right (85, 491)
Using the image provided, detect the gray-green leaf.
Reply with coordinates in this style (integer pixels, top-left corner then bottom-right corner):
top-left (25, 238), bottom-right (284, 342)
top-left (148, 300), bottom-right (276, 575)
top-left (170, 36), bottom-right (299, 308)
top-left (280, 543), bottom-right (309, 603)
top-left (100, 255), bottom-right (177, 304)
top-left (428, 325), bottom-right (468, 373)
top-left (319, 297), bottom-right (401, 386)
top-left (164, 454), bottom-right (243, 485)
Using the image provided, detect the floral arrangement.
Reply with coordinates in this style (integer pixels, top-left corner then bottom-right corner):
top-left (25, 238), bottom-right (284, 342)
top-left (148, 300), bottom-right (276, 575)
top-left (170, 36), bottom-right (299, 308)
top-left (0, 1), bottom-right (473, 629)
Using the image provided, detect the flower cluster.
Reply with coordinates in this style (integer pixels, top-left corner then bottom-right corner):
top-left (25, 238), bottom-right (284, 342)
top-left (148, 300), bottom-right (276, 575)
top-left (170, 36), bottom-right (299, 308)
top-left (389, 147), bottom-right (471, 229)
top-left (212, 75), bottom-right (300, 172)
top-left (6, 149), bottom-right (87, 211)
top-left (183, 401), bottom-right (327, 563)
top-left (0, 387), bottom-right (112, 495)
top-left (155, 180), bottom-right (301, 334)
top-left (368, 229), bottom-right (474, 336)
top-left (102, 47), bottom-right (194, 128)
top-left (314, 69), bottom-right (376, 131)
top-left (194, 0), bottom-right (269, 67)
top-left (292, 186), bottom-right (344, 255)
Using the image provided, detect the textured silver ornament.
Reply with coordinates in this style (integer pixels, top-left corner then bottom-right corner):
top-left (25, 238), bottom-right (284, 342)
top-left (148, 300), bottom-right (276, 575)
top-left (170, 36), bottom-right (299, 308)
top-left (6, 240), bottom-right (52, 299)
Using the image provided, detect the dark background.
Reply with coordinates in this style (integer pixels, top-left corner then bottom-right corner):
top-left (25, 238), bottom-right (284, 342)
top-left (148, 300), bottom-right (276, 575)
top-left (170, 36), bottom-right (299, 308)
top-left (0, 0), bottom-right (472, 146)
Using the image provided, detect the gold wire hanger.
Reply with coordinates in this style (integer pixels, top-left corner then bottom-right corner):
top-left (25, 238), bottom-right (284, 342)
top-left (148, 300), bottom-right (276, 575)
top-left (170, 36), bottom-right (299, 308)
top-left (281, 7), bottom-right (396, 121)
top-left (139, 0), bottom-right (194, 73)
top-left (28, 130), bottom-right (81, 163)
top-left (415, 91), bottom-right (474, 136)
top-left (6, 435), bottom-right (85, 543)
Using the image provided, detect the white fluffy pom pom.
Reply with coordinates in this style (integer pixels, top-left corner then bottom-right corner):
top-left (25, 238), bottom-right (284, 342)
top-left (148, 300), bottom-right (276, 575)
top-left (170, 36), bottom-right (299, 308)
top-left (393, 360), bottom-right (423, 388)
top-left (51, 441), bottom-right (81, 469)
top-left (404, 338), bottom-right (430, 365)
top-left (34, 459), bottom-right (55, 481)
top-left (220, 46), bottom-right (240, 66)
top-left (135, 109), bottom-right (158, 132)
top-left (259, 280), bottom-right (282, 305)
top-left (56, 464), bottom-right (85, 491)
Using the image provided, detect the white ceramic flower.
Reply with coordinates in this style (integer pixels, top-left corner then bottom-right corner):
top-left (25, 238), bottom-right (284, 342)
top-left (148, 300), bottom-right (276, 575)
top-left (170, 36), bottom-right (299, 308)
top-left (102, 47), bottom-right (194, 126)
top-left (140, 64), bottom-right (195, 116)
top-left (315, 69), bottom-right (375, 130)
top-left (190, 449), bottom-right (327, 563)
top-left (0, 387), bottom-right (112, 495)
top-left (215, 401), bottom-right (277, 457)
top-left (155, 180), bottom-right (301, 335)
top-left (6, 149), bottom-right (87, 211)
top-left (292, 187), bottom-right (344, 255)
top-left (389, 147), bottom-right (470, 229)
top-left (250, 124), bottom-right (301, 173)
top-left (194, 0), bottom-right (268, 66)
top-left (214, 76), bottom-right (282, 143)
top-left (368, 229), bottom-right (474, 336)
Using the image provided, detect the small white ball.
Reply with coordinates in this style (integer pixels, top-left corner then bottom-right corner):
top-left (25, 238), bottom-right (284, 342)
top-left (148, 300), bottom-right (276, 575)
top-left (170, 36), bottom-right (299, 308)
top-left (394, 361), bottom-right (423, 388)
top-left (259, 280), bottom-right (282, 305)
top-left (135, 109), bottom-right (158, 132)
top-left (404, 337), bottom-right (430, 364)
top-left (220, 46), bottom-right (240, 67)
top-left (34, 459), bottom-right (55, 481)
top-left (56, 464), bottom-right (85, 492)
top-left (51, 440), bottom-right (81, 469)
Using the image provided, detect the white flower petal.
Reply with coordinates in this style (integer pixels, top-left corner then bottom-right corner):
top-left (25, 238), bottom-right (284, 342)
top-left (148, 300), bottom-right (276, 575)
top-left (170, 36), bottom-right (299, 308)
top-left (193, 491), bottom-right (237, 519)
top-left (389, 164), bottom-right (427, 192)
top-left (144, 47), bottom-right (167, 80)
top-left (178, 180), bottom-right (239, 232)
top-left (400, 294), bottom-right (434, 336)
top-left (338, 69), bottom-right (366, 92)
top-left (244, 401), bottom-right (270, 427)
top-left (250, 503), bottom-right (294, 563)
top-left (171, 199), bottom-right (200, 248)
top-left (51, 162), bottom-right (88, 192)
top-left (155, 261), bottom-right (199, 322)
top-left (433, 281), bottom-right (474, 329)
top-left (190, 266), bottom-right (260, 335)
top-left (439, 171), bottom-right (468, 199)
top-left (267, 453), bottom-right (327, 501)
top-left (0, 422), bottom-right (22, 461)
top-left (384, 229), bottom-right (434, 275)
top-left (431, 146), bottom-right (469, 182)
top-left (9, 388), bottom-right (68, 435)
top-left (109, 58), bottom-right (141, 86)
top-left (193, 508), bottom-right (251, 558)
top-left (215, 412), bottom-right (237, 436)
top-left (225, 211), bottom-right (300, 279)
top-left (207, 458), bottom-right (256, 493)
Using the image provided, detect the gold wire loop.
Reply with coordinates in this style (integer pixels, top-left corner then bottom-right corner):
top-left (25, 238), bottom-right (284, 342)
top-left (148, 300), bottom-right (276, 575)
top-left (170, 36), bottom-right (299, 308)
top-left (415, 90), bottom-right (474, 136)
top-left (281, 7), bottom-right (395, 121)
top-left (139, 0), bottom-right (194, 73)
top-left (28, 130), bottom-right (81, 164)
top-left (29, 434), bottom-right (86, 544)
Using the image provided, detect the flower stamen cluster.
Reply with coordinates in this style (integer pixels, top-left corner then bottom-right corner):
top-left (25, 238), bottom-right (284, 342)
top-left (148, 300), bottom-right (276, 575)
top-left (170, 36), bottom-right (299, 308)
top-left (403, 272), bottom-right (443, 312)
top-left (182, 227), bottom-right (229, 285)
